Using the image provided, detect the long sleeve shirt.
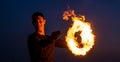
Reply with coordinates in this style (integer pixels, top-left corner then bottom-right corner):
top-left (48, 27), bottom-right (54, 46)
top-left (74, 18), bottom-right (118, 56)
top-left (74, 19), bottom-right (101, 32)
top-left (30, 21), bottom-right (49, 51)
top-left (28, 32), bottom-right (67, 62)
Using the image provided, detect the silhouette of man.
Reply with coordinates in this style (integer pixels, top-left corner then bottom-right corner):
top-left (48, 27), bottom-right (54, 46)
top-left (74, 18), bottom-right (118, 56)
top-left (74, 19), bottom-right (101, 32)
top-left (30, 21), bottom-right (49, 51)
top-left (28, 12), bottom-right (67, 62)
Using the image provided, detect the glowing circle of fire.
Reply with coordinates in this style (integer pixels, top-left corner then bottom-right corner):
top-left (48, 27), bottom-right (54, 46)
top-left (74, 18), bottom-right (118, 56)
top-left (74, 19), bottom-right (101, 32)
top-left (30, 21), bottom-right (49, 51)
top-left (63, 10), bottom-right (95, 56)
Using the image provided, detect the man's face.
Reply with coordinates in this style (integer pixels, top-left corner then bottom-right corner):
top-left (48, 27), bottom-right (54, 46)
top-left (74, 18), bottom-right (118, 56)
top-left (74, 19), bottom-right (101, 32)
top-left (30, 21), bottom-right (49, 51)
top-left (34, 16), bottom-right (46, 31)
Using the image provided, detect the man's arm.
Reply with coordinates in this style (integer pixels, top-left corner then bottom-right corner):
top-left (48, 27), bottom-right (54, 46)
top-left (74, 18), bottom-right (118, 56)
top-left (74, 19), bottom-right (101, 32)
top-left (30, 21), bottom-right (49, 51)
top-left (38, 36), bottom-right (53, 48)
top-left (51, 31), bottom-right (67, 48)
top-left (55, 39), bottom-right (67, 48)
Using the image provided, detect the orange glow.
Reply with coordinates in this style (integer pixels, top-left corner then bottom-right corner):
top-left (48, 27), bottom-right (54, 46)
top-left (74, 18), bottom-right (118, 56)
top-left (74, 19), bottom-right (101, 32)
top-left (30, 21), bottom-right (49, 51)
top-left (63, 10), bottom-right (95, 56)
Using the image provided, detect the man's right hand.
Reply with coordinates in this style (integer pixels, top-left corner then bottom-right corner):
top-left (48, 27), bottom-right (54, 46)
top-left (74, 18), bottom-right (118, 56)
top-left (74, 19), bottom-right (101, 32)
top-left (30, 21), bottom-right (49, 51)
top-left (51, 31), bottom-right (62, 40)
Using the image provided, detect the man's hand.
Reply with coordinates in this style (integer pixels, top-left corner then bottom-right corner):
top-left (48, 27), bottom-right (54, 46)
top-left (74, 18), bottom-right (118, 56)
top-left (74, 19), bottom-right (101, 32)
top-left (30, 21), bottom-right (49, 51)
top-left (51, 31), bottom-right (62, 40)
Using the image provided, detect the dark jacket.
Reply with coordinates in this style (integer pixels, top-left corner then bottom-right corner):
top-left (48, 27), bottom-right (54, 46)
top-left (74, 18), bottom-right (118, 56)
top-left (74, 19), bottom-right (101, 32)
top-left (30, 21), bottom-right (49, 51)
top-left (28, 32), bottom-right (67, 62)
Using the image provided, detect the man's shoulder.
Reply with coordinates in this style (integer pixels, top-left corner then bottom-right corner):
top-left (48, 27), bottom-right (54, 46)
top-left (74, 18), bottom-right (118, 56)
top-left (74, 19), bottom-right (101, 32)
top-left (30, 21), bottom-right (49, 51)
top-left (28, 32), bottom-right (35, 38)
top-left (28, 32), bottom-right (50, 39)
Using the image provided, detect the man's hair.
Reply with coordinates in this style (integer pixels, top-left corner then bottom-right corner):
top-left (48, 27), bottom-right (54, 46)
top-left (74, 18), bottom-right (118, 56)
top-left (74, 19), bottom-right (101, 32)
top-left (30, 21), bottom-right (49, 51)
top-left (32, 12), bottom-right (45, 24)
top-left (32, 12), bottom-right (45, 20)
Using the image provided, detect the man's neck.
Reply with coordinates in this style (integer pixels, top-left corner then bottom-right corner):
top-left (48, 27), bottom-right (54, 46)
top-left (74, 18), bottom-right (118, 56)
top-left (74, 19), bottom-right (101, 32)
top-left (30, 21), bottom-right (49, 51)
top-left (35, 27), bottom-right (45, 35)
top-left (37, 31), bottom-right (45, 35)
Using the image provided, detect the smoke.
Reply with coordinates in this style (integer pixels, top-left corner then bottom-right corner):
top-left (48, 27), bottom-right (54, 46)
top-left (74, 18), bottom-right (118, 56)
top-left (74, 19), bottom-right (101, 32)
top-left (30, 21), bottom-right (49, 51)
top-left (62, 6), bottom-right (85, 21)
top-left (63, 9), bottom-right (76, 21)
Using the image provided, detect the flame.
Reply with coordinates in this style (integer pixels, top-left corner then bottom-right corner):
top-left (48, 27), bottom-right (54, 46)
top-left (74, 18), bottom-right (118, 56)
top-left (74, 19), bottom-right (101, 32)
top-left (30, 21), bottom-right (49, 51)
top-left (63, 10), bottom-right (95, 56)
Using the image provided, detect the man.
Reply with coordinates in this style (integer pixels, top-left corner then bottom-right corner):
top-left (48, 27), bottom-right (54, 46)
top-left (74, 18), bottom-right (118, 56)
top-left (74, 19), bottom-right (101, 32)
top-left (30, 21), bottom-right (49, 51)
top-left (28, 12), bottom-right (67, 62)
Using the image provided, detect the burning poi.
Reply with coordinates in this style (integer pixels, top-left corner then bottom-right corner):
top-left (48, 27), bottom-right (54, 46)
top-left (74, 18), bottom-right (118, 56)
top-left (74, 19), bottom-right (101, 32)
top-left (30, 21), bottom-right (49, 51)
top-left (63, 9), bottom-right (95, 56)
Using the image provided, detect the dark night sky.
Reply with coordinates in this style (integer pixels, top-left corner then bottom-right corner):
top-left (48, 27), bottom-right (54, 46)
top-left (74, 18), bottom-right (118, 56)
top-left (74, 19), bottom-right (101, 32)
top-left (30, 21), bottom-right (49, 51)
top-left (0, 0), bottom-right (120, 62)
